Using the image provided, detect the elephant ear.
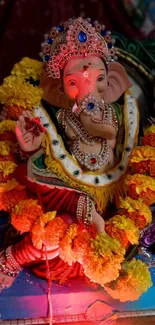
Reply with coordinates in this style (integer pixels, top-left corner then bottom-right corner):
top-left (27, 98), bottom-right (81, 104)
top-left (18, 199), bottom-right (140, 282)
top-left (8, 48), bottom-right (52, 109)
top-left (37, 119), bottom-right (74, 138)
top-left (40, 71), bottom-right (74, 109)
top-left (104, 62), bottom-right (132, 103)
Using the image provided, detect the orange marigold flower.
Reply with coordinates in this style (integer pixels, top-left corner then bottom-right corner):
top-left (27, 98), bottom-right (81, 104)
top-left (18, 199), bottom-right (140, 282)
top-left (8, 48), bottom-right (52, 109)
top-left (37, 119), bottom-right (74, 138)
top-left (131, 161), bottom-right (148, 175)
top-left (0, 188), bottom-right (27, 213)
top-left (31, 213), bottom-right (67, 250)
top-left (127, 211), bottom-right (147, 230)
top-left (140, 188), bottom-right (155, 206)
top-left (149, 161), bottom-right (155, 177)
top-left (127, 184), bottom-right (155, 206)
top-left (126, 174), bottom-right (155, 205)
top-left (142, 134), bottom-right (155, 147)
top-left (73, 231), bottom-right (91, 263)
top-left (105, 215), bottom-right (139, 247)
top-left (83, 250), bottom-right (123, 286)
top-left (105, 224), bottom-right (129, 248)
top-left (11, 199), bottom-right (43, 233)
top-left (127, 183), bottom-right (139, 200)
top-left (118, 197), bottom-right (152, 229)
top-left (105, 259), bottom-right (152, 302)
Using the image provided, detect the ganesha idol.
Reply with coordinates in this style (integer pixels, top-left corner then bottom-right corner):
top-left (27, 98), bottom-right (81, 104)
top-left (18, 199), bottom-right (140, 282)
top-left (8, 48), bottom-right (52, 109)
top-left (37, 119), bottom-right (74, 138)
top-left (0, 17), bottom-right (143, 296)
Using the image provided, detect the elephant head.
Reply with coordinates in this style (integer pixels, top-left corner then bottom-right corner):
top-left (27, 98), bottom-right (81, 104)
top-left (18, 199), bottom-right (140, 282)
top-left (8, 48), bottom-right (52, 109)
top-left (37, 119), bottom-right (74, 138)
top-left (40, 55), bottom-right (131, 139)
top-left (40, 17), bottom-right (132, 140)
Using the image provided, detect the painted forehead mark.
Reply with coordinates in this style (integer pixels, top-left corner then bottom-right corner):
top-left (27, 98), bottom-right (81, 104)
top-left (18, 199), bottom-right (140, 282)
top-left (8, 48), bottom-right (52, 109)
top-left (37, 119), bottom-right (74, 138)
top-left (80, 65), bottom-right (89, 72)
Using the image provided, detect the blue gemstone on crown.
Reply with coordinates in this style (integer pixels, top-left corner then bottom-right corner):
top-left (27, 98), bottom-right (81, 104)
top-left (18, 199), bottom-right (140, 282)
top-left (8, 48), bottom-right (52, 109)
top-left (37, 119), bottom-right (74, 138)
top-left (108, 43), bottom-right (113, 49)
top-left (78, 31), bottom-right (87, 43)
top-left (47, 37), bottom-right (53, 44)
top-left (101, 30), bottom-right (106, 36)
top-left (87, 102), bottom-right (95, 110)
top-left (57, 25), bottom-right (64, 32)
top-left (44, 55), bottom-right (50, 62)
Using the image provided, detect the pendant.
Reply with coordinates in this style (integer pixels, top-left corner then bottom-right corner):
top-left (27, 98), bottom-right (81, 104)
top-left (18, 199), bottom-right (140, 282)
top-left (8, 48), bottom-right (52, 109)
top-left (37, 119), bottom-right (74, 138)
top-left (73, 139), bottom-right (109, 171)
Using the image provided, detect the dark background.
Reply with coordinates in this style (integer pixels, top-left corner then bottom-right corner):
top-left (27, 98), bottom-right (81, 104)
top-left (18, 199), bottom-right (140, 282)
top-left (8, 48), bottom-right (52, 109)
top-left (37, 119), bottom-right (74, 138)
top-left (0, 0), bottom-right (154, 83)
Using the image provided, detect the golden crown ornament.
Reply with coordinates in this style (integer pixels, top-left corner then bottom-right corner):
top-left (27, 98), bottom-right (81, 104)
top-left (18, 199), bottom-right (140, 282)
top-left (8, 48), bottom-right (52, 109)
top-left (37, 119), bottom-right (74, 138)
top-left (40, 17), bottom-right (116, 79)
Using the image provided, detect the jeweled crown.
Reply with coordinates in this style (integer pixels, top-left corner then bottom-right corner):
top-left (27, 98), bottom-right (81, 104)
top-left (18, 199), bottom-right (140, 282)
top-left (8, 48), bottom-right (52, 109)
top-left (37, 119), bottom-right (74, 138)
top-left (40, 17), bottom-right (116, 79)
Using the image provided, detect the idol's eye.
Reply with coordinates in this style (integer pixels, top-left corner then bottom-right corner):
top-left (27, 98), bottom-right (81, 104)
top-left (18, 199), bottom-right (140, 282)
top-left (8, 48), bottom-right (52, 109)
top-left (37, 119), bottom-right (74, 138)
top-left (97, 75), bottom-right (105, 82)
top-left (67, 80), bottom-right (77, 86)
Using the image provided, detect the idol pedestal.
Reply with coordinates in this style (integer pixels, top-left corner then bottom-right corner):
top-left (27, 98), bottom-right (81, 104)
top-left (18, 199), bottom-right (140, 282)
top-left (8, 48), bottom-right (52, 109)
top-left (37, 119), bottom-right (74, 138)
top-left (0, 268), bottom-right (155, 321)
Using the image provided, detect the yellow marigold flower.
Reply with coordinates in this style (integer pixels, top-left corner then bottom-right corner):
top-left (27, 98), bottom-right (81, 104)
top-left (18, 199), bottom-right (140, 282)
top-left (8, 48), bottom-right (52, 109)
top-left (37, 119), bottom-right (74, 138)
top-left (12, 199), bottom-right (43, 233)
top-left (130, 146), bottom-right (155, 163)
top-left (0, 75), bottom-right (43, 109)
top-left (106, 215), bottom-right (139, 245)
top-left (105, 259), bottom-right (152, 302)
top-left (0, 141), bottom-right (10, 156)
top-left (119, 197), bottom-right (152, 224)
top-left (83, 250), bottom-right (124, 286)
top-left (91, 233), bottom-right (125, 259)
top-left (126, 174), bottom-right (155, 194)
top-left (0, 178), bottom-right (24, 194)
top-left (59, 224), bottom-right (78, 266)
top-left (144, 125), bottom-right (155, 136)
top-left (0, 120), bottom-right (16, 134)
top-left (0, 161), bottom-right (16, 176)
top-left (11, 57), bottom-right (43, 81)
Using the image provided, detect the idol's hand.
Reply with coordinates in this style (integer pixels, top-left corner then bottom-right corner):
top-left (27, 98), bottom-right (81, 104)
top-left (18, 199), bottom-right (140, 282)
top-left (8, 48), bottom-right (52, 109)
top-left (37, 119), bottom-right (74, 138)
top-left (16, 111), bottom-right (45, 152)
top-left (91, 204), bottom-right (105, 233)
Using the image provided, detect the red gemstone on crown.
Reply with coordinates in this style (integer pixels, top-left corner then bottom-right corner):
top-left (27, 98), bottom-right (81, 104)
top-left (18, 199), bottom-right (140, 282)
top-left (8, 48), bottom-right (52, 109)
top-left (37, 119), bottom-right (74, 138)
top-left (90, 157), bottom-right (97, 164)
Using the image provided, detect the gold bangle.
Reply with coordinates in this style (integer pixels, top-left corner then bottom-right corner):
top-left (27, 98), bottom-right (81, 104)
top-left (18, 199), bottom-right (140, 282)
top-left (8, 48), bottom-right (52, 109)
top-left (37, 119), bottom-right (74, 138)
top-left (84, 196), bottom-right (92, 228)
top-left (76, 194), bottom-right (86, 223)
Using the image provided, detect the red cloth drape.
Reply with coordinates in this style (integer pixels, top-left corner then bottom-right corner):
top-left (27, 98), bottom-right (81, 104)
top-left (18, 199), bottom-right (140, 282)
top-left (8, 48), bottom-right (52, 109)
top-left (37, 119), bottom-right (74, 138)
top-left (13, 163), bottom-right (80, 219)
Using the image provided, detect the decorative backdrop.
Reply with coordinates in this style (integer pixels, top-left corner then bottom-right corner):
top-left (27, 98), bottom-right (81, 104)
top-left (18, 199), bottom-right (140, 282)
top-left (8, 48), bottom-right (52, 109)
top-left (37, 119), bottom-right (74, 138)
top-left (0, 0), bottom-right (154, 84)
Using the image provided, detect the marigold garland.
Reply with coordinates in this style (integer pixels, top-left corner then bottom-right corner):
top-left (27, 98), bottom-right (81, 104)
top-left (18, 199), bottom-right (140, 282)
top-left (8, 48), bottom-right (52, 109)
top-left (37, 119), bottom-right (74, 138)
top-left (0, 141), bottom-right (11, 156)
top-left (130, 146), bottom-right (155, 163)
top-left (59, 224), bottom-right (78, 266)
top-left (75, 231), bottom-right (124, 285)
top-left (11, 57), bottom-right (43, 81)
top-left (0, 75), bottom-right (43, 110)
top-left (83, 247), bottom-right (124, 286)
top-left (129, 146), bottom-right (155, 177)
top-left (125, 174), bottom-right (155, 206)
top-left (0, 120), bottom-right (16, 134)
top-left (105, 215), bottom-right (139, 248)
top-left (11, 199), bottom-right (43, 233)
top-left (0, 179), bottom-right (27, 212)
top-left (105, 259), bottom-right (152, 302)
top-left (91, 232), bottom-right (125, 258)
top-left (119, 197), bottom-right (152, 229)
top-left (142, 133), bottom-right (155, 147)
top-left (31, 212), bottom-right (67, 250)
top-left (0, 161), bottom-right (17, 176)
